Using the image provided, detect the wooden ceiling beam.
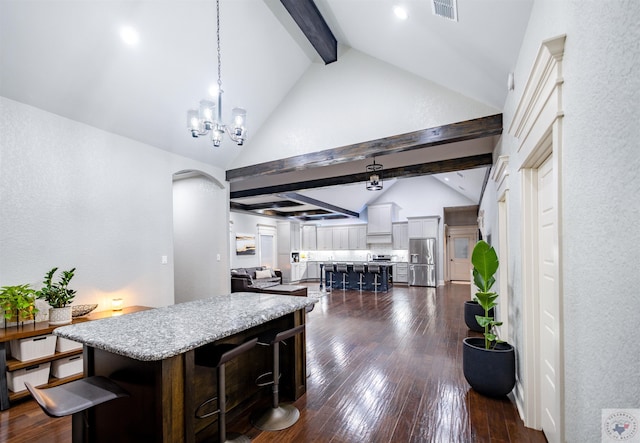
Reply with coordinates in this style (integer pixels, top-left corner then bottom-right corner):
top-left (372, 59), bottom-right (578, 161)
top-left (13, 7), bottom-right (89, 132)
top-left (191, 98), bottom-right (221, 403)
top-left (226, 114), bottom-right (502, 182)
top-left (280, 0), bottom-right (337, 64)
top-left (279, 192), bottom-right (360, 218)
top-left (230, 153), bottom-right (493, 199)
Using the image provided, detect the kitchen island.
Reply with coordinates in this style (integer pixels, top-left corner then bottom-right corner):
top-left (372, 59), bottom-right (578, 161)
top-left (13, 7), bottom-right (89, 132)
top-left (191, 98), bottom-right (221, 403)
top-left (54, 292), bottom-right (316, 443)
top-left (320, 262), bottom-right (392, 292)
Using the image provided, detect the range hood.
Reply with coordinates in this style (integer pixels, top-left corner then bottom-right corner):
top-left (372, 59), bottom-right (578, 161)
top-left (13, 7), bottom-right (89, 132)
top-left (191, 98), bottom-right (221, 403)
top-left (367, 234), bottom-right (392, 244)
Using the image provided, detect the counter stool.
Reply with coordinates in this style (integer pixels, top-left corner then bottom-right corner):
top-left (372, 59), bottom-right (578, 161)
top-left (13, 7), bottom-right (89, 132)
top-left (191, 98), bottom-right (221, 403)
top-left (252, 324), bottom-right (305, 431)
top-left (336, 263), bottom-right (349, 290)
top-left (353, 263), bottom-right (366, 290)
top-left (195, 337), bottom-right (259, 443)
top-left (25, 376), bottom-right (129, 442)
top-left (368, 263), bottom-right (382, 291)
top-left (324, 263), bottom-right (335, 290)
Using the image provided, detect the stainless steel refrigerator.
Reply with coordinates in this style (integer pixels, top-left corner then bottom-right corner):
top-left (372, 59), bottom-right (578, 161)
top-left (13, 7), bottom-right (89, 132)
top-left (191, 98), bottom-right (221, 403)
top-left (409, 238), bottom-right (436, 287)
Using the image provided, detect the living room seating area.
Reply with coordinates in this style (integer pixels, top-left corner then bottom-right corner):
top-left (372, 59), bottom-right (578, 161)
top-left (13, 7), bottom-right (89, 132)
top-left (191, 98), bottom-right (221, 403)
top-left (230, 267), bottom-right (282, 293)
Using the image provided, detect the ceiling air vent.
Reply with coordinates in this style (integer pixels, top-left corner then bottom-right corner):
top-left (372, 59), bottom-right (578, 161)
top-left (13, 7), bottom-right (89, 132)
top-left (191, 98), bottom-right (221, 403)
top-left (432, 0), bottom-right (458, 22)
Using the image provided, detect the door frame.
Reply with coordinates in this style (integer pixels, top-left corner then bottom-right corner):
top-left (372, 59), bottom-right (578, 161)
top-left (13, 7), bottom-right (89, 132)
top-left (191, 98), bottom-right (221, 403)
top-left (509, 35), bottom-right (565, 440)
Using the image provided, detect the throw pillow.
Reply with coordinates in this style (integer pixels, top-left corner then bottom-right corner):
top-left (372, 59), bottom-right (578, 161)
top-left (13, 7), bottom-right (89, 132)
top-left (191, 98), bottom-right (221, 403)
top-left (255, 269), bottom-right (272, 279)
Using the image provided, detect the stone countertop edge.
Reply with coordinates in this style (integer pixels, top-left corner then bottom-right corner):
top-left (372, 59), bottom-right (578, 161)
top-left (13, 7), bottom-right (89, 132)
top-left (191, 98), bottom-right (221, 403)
top-left (53, 292), bottom-right (317, 362)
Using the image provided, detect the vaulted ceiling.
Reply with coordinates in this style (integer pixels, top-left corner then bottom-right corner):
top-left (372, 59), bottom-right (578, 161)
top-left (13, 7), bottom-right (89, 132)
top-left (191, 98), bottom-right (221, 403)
top-left (0, 0), bottom-right (533, 219)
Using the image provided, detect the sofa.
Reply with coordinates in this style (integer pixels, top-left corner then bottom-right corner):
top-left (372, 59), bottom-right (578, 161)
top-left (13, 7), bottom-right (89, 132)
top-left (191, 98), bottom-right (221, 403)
top-left (231, 266), bottom-right (282, 293)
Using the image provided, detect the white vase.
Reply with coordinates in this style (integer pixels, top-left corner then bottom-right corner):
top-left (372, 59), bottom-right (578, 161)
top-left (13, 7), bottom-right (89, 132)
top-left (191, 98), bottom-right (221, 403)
top-left (49, 306), bottom-right (72, 326)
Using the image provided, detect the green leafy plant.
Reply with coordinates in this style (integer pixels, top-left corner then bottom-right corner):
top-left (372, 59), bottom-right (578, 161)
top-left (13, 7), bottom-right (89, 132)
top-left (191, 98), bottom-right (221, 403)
top-left (36, 267), bottom-right (77, 308)
top-left (471, 240), bottom-right (503, 350)
top-left (0, 284), bottom-right (39, 321)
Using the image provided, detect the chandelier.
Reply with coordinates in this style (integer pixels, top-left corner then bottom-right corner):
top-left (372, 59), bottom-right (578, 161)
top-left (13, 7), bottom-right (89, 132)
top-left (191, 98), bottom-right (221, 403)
top-left (187, 0), bottom-right (247, 147)
top-left (366, 159), bottom-right (383, 191)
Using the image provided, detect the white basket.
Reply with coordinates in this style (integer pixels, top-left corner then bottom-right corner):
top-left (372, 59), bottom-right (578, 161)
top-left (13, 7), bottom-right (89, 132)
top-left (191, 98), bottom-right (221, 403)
top-left (9, 334), bottom-right (57, 362)
top-left (6, 362), bottom-right (51, 392)
top-left (56, 337), bottom-right (83, 353)
top-left (51, 355), bottom-right (83, 379)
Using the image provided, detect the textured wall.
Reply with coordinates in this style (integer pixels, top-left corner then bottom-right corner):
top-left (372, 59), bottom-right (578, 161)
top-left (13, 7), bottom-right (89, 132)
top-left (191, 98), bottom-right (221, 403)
top-left (0, 97), bottom-right (226, 311)
top-left (173, 175), bottom-right (229, 303)
top-left (231, 48), bottom-right (498, 168)
top-left (494, 0), bottom-right (640, 440)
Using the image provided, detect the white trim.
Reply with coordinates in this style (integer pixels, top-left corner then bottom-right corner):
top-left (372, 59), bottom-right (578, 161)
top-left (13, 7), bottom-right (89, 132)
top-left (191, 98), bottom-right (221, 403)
top-left (508, 34), bottom-right (566, 440)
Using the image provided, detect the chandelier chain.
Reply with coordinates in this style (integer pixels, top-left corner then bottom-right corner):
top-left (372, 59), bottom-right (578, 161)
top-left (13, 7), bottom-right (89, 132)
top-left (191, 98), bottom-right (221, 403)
top-left (216, 0), bottom-right (222, 90)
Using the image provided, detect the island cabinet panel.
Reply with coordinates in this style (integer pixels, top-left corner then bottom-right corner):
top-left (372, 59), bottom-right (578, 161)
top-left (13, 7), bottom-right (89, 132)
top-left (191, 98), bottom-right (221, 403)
top-left (79, 311), bottom-right (306, 443)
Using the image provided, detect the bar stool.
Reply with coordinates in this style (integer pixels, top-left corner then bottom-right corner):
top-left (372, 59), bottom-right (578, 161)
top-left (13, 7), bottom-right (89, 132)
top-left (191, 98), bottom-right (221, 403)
top-left (252, 324), bottom-right (305, 431)
top-left (25, 376), bottom-right (129, 441)
top-left (336, 263), bottom-right (349, 290)
top-left (324, 263), bottom-right (335, 290)
top-left (195, 338), bottom-right (259, 443)
top-left (353, 263), bottom-right (366, 290)
top-left (368, 263), bottom-right (382, 291)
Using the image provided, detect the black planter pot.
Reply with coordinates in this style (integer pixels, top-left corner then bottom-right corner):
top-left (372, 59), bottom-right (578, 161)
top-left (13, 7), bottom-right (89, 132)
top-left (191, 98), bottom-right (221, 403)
top-left (462, 337), bottom-right (516, 397)
top-left (464, 300), bottom-right (495, 332)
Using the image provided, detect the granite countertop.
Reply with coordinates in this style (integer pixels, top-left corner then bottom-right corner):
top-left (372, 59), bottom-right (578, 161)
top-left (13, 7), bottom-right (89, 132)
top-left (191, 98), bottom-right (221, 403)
top-left (54, 292), bottom-right (317, 362)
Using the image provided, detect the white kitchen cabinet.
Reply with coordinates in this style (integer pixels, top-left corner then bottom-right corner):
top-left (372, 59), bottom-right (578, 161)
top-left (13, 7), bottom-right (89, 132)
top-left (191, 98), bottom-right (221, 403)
top-left (277, 221), bottom-right (301, 253)
top-left (301, 225), bottom-right (317, 250)
top-left (332, 227), bottom-right (349, 250)
top-left (348, 225), bottom-right (367, 250)
top-left (305, 261), bottom-right (320, 280)
top-left (290, 262), bottom-right (301, 282)
top-left (392, 222), bottom-right (409, 250)
top-left (394, 262), bottom-right (408, 283)
top-left (408, 216), bottom-right (439, 239)
top-left (316, 227), bottom-right (333, 250)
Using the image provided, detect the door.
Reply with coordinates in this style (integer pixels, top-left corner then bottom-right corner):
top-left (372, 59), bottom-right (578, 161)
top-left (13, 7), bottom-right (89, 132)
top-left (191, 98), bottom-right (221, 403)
top-left (538, 155), bottom-right (561, 443)
top-left (447, 226), bottom-right (477, 282)
top-left (259, 234), bottom-right (275, 269)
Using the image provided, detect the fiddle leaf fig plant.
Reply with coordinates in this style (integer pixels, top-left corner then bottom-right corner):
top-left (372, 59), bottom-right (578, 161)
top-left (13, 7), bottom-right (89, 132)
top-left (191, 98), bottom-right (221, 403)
top-left (0, 284), bottom-right (39, 321)
top-left (36, 267), bottom-right (77, 308)
top-left (471, 240), bottom-right (503, 349)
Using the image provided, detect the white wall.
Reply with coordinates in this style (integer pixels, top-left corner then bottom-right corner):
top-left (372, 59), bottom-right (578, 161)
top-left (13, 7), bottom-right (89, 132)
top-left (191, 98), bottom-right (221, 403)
top-left (229, 212), bottom-right (278, 269)
top-left (0, 97), bottom-right (226, 311)
top-left (173, 174), bottom-right (229, 303)
top-left (232, 48), bottom-right (498, 167)
top-left (491, 1), bottom-right (640, 440)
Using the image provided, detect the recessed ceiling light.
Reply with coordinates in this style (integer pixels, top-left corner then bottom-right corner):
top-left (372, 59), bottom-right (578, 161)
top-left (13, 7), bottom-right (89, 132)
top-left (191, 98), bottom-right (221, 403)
top-left (444, 177), bottom-right (450, 182)
top-left (120, 26), bottom-right (139, 46)
top-left (393, 6), bottom-right (408, 20)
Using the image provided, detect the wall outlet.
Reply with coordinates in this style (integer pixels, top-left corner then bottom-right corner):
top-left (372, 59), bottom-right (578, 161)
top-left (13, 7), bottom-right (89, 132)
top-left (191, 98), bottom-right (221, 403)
top-left (216, 254), bottom-right (221, 261)
top-left (161, 255), bottom-right (168, 264)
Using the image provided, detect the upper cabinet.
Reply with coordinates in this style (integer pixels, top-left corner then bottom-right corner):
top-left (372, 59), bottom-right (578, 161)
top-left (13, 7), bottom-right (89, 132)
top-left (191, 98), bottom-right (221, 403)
top-left (277, 221), bottom-right (301, 253)
top-left (332, 226), bottom-right (349, 250)
top-left (367, 203), bottom-right (399, 243)
top-left (407, 216), bottom-right (440, 239)
top-left (348, 225), bottom-right (367, 250)
top-left (301, 225), bottom-right (317, 251)
top-left (392, 222), bottom-right (409, 250)
top-left (316, 226), bottom-right (333, 250)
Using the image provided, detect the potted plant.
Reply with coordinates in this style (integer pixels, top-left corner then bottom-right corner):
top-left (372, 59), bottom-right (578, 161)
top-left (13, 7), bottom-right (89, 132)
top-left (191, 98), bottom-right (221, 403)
top-left (462, 240), bottom-right (515, 397)
top-left (464, 300), bottom-right (495, 332)
top-left (36, 267), bottom-right (77, 326)
top-left (0, 284), bottom-right (39, 327)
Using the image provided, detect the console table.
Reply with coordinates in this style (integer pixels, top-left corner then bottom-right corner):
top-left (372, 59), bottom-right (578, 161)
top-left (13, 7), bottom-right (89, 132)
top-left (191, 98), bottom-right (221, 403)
top-left (0, 305), bottom-right (149, 411)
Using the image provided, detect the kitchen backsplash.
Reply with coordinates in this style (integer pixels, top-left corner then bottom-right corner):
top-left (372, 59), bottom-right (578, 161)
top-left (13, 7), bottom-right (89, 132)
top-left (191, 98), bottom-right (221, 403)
top-left (300, 248), bottom-right (408, 262)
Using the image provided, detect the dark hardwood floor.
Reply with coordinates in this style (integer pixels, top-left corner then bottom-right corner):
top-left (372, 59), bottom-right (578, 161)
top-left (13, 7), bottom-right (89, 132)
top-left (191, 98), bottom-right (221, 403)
top-left (0, 283), bottom-right (546, 443)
